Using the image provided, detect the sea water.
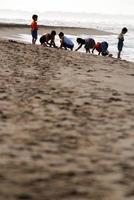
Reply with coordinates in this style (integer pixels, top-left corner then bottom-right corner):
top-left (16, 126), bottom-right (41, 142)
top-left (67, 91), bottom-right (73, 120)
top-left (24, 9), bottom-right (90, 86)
top-left (0, 10), bottom-right (134, 62)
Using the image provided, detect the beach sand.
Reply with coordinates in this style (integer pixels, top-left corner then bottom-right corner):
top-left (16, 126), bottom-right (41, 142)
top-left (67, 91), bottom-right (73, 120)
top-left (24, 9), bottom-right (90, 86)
top-left (0, 38), bottom-right (134, 200)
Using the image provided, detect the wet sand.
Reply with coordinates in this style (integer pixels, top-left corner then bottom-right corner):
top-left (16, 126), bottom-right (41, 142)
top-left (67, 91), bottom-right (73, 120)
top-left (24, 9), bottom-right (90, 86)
top-left (0, 23), bottom-right (114, 41)
top-left (0, 39), bottom-right (134, 200)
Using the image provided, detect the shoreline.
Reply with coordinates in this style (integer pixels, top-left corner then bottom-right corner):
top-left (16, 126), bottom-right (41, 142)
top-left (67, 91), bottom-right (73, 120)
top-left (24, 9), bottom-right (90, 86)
top-left (0, 23), bottom-right (115, 38)
top-left (0, 24), bottom-right (133, 63)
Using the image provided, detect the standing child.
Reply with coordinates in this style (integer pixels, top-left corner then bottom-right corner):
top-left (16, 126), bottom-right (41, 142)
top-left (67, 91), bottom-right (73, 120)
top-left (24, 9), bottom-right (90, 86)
top-left (117, 27), bottom-right (128, 59)
top-left (59, 32), bottom-right (74, 50)
top-left (31, 14), bottom-right (38, 44)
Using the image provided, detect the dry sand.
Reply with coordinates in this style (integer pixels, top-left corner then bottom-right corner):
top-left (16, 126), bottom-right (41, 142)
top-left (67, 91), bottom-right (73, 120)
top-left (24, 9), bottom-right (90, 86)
top-left (0, 39), bottom-right (134, 200)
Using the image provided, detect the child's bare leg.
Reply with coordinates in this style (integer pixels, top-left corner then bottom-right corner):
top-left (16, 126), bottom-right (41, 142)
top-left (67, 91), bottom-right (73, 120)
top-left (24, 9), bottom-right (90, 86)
top-left (32, 39), bottom-right (34, 44)
top-left (32, 38), bottom-right (36, 44)
top-left (118, 51), bottom-right (121, 59)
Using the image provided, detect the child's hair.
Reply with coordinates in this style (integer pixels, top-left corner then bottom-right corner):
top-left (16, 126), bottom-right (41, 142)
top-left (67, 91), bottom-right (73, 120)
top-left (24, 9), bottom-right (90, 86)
top-left (51, 30), bottom-right (56, 36)
top-left (59, 32), bottom-right (64, 37)
top-left (122, 27), bottom-right (128, 34)
top-left (32, 14), bottom-right (38, 21)
top-left (76, 38), bottom-right (85, 44)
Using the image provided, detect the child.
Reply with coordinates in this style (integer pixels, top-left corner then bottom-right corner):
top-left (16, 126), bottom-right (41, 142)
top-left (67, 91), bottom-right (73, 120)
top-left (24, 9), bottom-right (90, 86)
top-left (40, 30), bottom-right (57, 47)
top-left (31, 14), bottom-right (38, 44)
top-left (92, 41), bottom-right (109, 56)
top-left (59, 32), bottom-right (74, 50)
top-left (75, 37), bottom-right (95, 53)
top-left (117, 27), bottom-right (128, 59)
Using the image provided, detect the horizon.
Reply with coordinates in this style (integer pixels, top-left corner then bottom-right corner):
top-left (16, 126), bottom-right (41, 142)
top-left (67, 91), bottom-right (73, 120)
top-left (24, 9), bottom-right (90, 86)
top-left (0, 0), bottom-right (134, 15)
top-left (0, 9), bottom-right (134, 18)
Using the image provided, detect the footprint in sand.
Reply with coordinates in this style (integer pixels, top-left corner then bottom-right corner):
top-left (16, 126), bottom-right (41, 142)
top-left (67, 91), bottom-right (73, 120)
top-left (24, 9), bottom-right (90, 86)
top-left (87, 69), bottom-right (96, 72)
top-left (127, 73), bottom-right (134, 76)
top-left (107, 97), bottom-right (122, 102)
top-left (17, 193), bottom-right (33, 200)
top-left (0, 110), bottom-right (8, 120)
top-left (112, 91), bottom-right (121, 96)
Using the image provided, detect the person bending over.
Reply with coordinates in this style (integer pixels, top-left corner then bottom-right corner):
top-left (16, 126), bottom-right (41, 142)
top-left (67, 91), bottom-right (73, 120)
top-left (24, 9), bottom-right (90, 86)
top-left (75, 37), bottom-right (95, 53)
top-left (92, 41), bottom-right (110, 56)
top-left (40, 30), bottom-right (57, 47)
top-left (59, 32), bottom-right (74, 50)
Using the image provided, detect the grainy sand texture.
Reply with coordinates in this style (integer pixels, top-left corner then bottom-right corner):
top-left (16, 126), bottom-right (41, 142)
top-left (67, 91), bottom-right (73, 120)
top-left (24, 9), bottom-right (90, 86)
top-left (0, 39), bottom-right (134, 200)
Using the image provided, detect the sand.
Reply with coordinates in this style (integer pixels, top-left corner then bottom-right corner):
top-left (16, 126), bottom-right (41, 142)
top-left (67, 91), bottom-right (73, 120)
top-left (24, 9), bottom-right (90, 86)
top-left (0, 38), bottom-right (134, 200)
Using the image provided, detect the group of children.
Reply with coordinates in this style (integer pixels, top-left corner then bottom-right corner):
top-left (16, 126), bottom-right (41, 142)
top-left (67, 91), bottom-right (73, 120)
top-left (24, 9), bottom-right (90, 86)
top-left (31, 14), bottom-right (128, 59)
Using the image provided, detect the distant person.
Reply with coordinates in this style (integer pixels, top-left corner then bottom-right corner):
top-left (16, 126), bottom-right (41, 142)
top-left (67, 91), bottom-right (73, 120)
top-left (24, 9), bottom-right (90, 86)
top-left (40, 30), bottom-right (57, 47)
top-left (92, 41), bottom-right (110, 56)
top-left (117, 27), bottom-right (128, 59)
top-left (59, 32), bottom-right (74, 50)
top-left (75, 37), bottom-right (95, 53)
top-left (31, 14), bottom-right (38, 44)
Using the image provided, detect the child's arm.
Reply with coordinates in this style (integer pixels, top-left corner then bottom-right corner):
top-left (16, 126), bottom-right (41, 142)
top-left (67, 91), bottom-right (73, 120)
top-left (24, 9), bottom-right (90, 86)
top-left (45, 34), bottom-right (51, 46)
top-left (50, 36), bottom-right (57, 48)
top-left (59, 37), bottom-right (64, 49)
top-left (75, 44), bottom-right (82, 51)
top-left (51, 40), bottom-right (57, 48)
top-left (31, 22), bottom-right (34, 31)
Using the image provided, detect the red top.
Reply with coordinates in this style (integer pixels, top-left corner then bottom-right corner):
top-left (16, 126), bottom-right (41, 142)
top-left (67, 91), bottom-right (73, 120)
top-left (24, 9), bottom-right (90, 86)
top-left (94, 42), bottom-right (101, 52)
top-left (31, 21), bottom-right (38, 31)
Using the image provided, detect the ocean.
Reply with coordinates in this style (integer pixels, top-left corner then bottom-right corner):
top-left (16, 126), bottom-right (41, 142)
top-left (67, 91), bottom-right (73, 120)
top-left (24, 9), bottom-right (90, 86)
top-left (0, 10), bottom-right (134, 62)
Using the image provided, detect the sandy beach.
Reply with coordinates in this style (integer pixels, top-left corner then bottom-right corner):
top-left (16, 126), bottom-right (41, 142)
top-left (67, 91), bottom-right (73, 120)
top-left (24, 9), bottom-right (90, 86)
top-left (0, 36), bottom-right (134, 200)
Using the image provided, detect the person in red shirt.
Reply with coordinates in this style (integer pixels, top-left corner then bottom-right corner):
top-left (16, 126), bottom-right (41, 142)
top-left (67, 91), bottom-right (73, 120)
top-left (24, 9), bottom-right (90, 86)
top-left (31, 14), bottom-right (38, 44)
top-left (92, 41), bottom-right (109, 56)
top-left (92, 42), bottom-right (101, 54)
